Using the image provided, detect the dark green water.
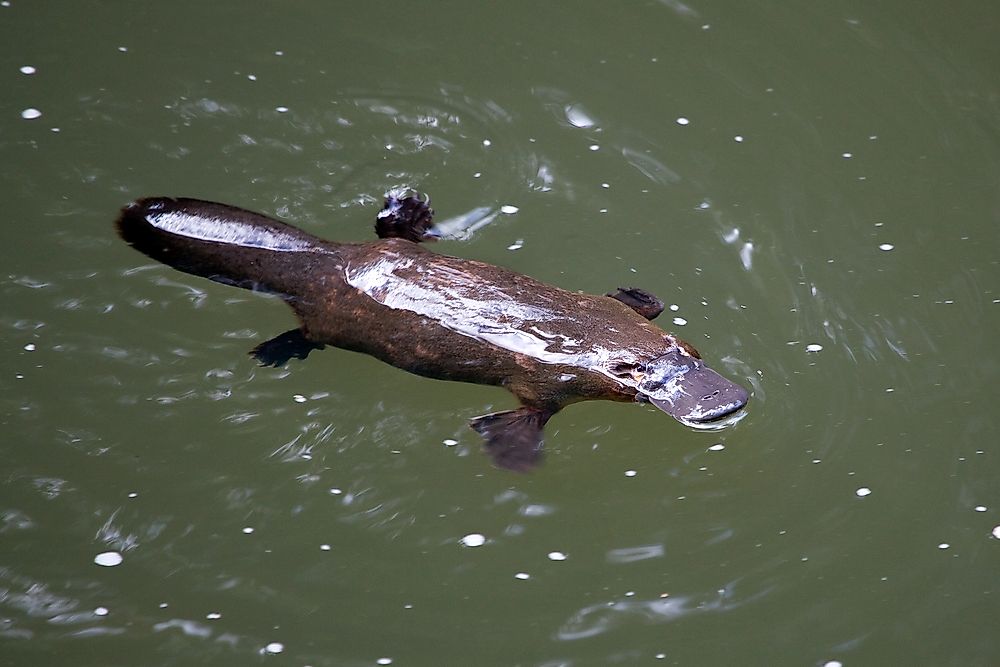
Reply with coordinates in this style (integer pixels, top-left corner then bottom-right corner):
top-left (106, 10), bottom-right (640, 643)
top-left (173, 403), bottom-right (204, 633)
top-left (2, 2), bottom-right (999, 665)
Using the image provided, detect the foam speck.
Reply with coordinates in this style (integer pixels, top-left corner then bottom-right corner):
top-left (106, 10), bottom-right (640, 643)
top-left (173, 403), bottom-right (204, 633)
top-left (856, 487), bottom-right (871, 497)
top-left (547, 551), bottom-right (567, 561)
top-left (94, 551), bottom-right (123, 567)
top-left (460, 533), bottom-right (486, 547)
top-left (20, 108), bottom-right (41, 120)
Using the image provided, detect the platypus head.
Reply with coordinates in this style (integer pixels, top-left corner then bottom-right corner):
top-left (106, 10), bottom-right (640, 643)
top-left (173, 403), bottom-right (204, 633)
top-left (634, 347), bottom-right (749, 425)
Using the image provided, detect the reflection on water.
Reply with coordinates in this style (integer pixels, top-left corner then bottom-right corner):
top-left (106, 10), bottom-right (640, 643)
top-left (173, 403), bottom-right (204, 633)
top-left (557, 580), bottom-right (769, 641)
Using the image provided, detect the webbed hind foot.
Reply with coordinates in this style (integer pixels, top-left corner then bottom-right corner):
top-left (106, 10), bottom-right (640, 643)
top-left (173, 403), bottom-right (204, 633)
top-left (250, 328), bottom-right (325, 367)
top-left (375, 192), bottom-right (436, 242)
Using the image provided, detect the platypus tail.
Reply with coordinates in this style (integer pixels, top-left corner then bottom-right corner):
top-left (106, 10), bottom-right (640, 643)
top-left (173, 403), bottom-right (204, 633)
top-left (116, 197), bottom-right (335, 297)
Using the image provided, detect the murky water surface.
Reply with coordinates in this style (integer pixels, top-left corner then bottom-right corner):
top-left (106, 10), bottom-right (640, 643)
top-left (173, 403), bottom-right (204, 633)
top-left (2, 2), bottom-right (999, 665)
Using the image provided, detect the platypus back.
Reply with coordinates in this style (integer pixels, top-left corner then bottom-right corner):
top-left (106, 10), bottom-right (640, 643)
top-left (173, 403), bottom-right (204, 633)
top-left (116, 197), bottom-right (337, 298)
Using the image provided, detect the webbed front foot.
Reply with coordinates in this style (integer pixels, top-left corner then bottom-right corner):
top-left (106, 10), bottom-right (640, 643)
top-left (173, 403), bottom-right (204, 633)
top-left (607, 287), bottom-right (664, 320)
top-left (469, 407), bottom-right (554, 472)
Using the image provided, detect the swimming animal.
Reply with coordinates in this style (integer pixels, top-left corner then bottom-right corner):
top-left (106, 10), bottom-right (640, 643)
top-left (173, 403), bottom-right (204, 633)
top-left (117, 195), bottom-right (748, 470)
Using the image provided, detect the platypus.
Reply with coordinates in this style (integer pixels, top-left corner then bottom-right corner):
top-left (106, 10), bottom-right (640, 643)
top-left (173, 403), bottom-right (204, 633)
top-left (116, 195), bottom-right (748, 470)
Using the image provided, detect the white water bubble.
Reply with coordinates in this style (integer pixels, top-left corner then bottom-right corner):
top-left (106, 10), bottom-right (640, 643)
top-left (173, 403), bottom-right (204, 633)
top-left (547, 551), bottom-right (567, 561)
top-left (974, 506), bottom-right (987, 512)
top-left (589, 144), bottom-right (600, 151)
top-left (460, 533), bottom-right (486, 547)
top-left (740, 241), bottom-right (755, 270)
top-left (264, 642), bottom-right (284, 654)
top-left (672, 317), bottom-right (687, 326)
top-left (842, 152), bottom-right (853, 158)
top-left (734, 135), bottom-right (744, 142)
top-left (442, 439), bottom-right (458, 447)
top-left (992, 525), bottom-right (1000, 540)
top-left (242, 526), bottom-right (254, 534)
top-left (514, 572), bottom-right (530, 580)
top-left (329, 487), bottom-right (343, 495)
top-left (564, 104), bottom-right (596, 128)
top-left (856, 487), bottom-right (871, 497)
top-left (292, 394), bottom-right (307, 403)
top-left (676, 117), bottom-right (690, 126)
top-left (275, 106), bottom-right (289, 113)
top-left (21, 107), bottom-right (41, 120)
top-left (669, 304), bottom-right (679, 312)
top-left (879, 243), bottom-right (894, 251)
top-left (500, 205), bottom-right (519, 215)
top-left (708, 444), bottom-right (725, 451)
top-left (94, 551), bottom-right (123, 567)
top-left (320, 544), bottom-right (331, 551)
top-left (823, 662), bottom-right (843, 667)
top-left (94, 607), bottom-right (109, 616)
top-left (624, 469), bottom-right (637, 477)
top-left (507, 239), bottom-right (524, 251)
top-left (938, 543), bottom-right (950, 549)
top-left (24, 343), bottom-right (35, 351)
top-left (206, 612), bottom-right (221, 620)
top-left (376, 659), bottom-right (393, 666)
top-left (806, 344), bottom-right (823, 352)
top-left (20, 65), bottom-right (36, 75)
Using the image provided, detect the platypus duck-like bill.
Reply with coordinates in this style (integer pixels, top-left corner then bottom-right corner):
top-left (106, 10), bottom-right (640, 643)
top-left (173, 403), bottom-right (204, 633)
top-left (117, 194), bottom-right (749, 471)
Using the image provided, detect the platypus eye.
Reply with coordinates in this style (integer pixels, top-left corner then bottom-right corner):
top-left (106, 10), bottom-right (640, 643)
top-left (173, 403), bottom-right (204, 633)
top-left (609, 362), bottom-right (645, 378)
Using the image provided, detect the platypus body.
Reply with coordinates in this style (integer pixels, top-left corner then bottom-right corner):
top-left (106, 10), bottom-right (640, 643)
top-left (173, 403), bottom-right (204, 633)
top-left (117, 195), bottom-right (748, 470)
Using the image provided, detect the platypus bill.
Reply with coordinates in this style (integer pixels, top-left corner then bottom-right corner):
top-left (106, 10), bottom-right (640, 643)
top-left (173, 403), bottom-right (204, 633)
top-left (117, 195), bottom-right (749, 471)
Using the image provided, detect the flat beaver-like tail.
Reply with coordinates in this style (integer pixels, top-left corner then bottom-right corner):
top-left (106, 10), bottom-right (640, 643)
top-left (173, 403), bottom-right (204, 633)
top-left (116, 197), bottom-right (335, 297)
